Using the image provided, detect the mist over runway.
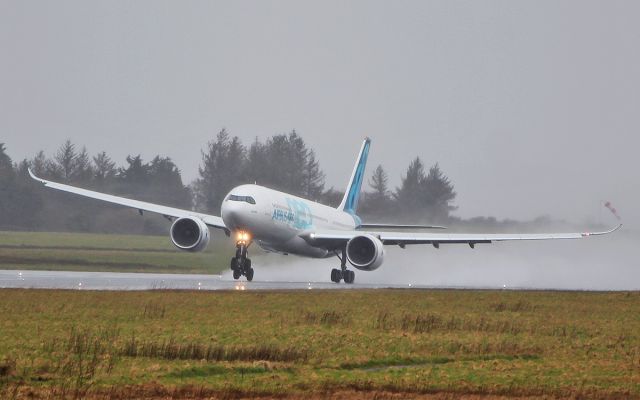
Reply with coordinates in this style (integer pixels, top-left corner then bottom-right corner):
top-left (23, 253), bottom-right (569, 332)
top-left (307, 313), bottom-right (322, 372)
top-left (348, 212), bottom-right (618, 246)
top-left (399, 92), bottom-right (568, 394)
top-left (0, 267), bottom-right (634, 292)
top-left (0, 225), bottom-right (633, 291)
top-left (1, 229), bottom-right (637, 291)
top-left (0, 269), bottom-right (435, 291)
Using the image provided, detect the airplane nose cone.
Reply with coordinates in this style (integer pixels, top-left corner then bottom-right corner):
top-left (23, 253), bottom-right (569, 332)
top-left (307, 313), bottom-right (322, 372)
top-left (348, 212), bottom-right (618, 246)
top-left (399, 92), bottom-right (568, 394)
top-left (221, 201), bottom-right (241, 229)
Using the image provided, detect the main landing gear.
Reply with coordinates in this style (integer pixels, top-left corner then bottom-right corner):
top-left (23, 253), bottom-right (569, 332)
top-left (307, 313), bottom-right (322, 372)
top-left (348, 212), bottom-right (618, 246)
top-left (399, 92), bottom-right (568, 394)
top-left (331, 248), bottom-right (355, 284)
top-left (230, 231), bottom-right (254, 282)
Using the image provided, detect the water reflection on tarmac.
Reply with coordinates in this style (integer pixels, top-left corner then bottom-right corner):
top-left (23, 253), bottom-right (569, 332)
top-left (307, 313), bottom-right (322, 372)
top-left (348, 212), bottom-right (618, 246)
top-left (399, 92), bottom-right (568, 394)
top-left (0, 269), bottom-right (426, 291)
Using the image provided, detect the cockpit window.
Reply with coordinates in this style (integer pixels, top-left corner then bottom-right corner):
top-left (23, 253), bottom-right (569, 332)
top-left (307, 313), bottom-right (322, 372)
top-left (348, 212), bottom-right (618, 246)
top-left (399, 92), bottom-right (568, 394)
top-left (228, 194), bottom-right (256, 205)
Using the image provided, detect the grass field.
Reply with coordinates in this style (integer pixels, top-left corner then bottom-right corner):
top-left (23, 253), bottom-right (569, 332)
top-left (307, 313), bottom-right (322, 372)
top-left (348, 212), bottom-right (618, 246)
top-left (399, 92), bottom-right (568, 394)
top-left (0, 231), bottom-right (235, 274)
top-left (1, 289), bottom-right (639, 399)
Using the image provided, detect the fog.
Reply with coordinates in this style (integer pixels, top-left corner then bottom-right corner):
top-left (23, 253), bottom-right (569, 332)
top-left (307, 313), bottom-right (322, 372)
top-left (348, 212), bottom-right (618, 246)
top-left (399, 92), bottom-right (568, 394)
top-left (1, 1), bottom-right (638, 289)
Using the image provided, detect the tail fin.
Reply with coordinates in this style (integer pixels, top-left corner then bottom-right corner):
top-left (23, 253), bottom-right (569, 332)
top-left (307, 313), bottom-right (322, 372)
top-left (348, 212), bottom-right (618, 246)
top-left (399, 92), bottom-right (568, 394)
top-left (338, 138), bottom-right (371, 215)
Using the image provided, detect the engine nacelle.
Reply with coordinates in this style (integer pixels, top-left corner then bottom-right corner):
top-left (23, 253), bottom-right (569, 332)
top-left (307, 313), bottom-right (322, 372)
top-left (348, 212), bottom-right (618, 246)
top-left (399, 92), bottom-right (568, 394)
top-left (170, 217), bottom-right (210, 252)
top-left (346, 234), bottom-right (385, 271)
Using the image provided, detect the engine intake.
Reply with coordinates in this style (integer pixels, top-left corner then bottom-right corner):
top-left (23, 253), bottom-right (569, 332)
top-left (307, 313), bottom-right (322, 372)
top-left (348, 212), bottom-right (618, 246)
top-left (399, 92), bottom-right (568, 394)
top-left (170, 217), bottom-right (210, 252)
top-left (346, 234), bottom-right (385, 271)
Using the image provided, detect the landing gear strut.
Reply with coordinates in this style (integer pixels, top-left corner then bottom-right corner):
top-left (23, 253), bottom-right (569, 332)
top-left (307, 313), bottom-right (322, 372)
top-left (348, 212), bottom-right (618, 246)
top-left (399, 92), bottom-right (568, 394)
top-left (331, 247), bottom-right (355, 284)
top-left (230, 232), bottom-right (254, 281)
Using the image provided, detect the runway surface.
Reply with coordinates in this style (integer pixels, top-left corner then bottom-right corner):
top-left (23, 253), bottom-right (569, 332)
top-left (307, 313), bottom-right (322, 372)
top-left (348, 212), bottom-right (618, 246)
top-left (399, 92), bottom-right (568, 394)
top-left (0, 269), bottom-right (430, 291)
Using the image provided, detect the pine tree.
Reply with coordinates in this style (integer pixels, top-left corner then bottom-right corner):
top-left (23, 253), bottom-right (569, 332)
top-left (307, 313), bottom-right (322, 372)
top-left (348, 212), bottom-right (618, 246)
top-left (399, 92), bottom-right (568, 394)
top-left (422, 163), bottom-right (457, 220)
top-left (0, 144), bottom-right (17, 227)
top-left (30, 151), bottom-right (47, 177)
top-left (394, 157), bottom-right (426, 213)
top-left (195, 129), bottom-right (246, 212)
top-left (302, 149), bottom-right (325, 200)
top-left (258, 130), bottom-right (322, 197)
top-left (393, 158), bottom-right (456, 222)
top-left (320, 187), bottom-right (344, 208)
top-left (0, 144), bottom-right (42, 229)
top-left (148, 156), bottom-right (192, 208)
top-left (16, 159), bottom-right (31, 178)
top-left (370, 164), bottom-right (389, 199)
top-left (0, 144), bottom-right (14, 181)
top-left (119, 155), bottom-right (150, 186)
top-left (360, 164), bottom-right (391, 217)
top-left (54, 140), bottom-right (77, 182)
top-left (244, 137), bottom-right (268, 184)
top-left (93, 151), bottom-right (116, 183)
top-left (74, 146), bottom-right (94, 183)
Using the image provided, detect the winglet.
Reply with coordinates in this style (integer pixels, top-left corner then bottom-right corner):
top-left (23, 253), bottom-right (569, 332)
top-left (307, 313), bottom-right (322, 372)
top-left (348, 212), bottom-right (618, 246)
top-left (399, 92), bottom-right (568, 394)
top-left (338, 138), bottom-right (371, 215)
top-left (28, 168), bottom-right (47, 185)
top-left (582, 222), bottom-right (623, 237)
top-left (583, 201), bottom-right (623, 236)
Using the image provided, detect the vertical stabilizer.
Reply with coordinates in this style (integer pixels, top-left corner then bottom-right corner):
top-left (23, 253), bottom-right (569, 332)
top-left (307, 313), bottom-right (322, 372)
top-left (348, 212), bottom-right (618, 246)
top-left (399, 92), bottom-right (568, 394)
top-left (338, 138), bottom-right (371, 215)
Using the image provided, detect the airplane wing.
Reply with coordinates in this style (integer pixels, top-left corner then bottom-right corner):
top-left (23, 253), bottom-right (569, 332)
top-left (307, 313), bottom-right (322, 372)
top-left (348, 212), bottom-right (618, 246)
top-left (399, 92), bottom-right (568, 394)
top-left (357, 223), bottom-right (447, 230)
top-left (302, 224), bottom-right (622, 249)
top-left (28, 169), bottom-right (228, 232)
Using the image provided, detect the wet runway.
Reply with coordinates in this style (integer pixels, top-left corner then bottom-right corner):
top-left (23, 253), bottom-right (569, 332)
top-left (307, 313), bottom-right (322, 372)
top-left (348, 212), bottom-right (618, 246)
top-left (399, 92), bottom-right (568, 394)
top-left (0, 269), bottom-right (429, 291)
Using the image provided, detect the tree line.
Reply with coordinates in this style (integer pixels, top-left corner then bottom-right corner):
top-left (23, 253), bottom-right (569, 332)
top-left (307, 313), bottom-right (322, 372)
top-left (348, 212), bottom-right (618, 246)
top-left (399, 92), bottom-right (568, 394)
top-left (0, 130), bottom-right (457, 233)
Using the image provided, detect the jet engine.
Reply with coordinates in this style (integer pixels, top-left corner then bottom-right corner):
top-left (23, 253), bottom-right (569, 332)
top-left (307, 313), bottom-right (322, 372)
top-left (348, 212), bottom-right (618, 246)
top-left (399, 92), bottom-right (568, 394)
top-left (346, 234), bottom-right (385, 271)
top-left (170, 217), bottom-right (210, 252)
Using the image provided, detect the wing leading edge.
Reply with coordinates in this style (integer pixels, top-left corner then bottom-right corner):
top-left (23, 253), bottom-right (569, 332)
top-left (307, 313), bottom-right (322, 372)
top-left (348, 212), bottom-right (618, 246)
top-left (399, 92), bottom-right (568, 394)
top-left (28, 169), bottom-right (228, 231)
top-left (302, 224), bottom-right (622, 249)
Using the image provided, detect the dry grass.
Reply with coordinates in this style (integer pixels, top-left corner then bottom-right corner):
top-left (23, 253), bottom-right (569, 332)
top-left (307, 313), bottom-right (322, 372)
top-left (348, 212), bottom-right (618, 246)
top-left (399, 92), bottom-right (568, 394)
top-left (121, 337), bottom-right (307, 363)
top-left (1, 288), bottom-right (639, 399)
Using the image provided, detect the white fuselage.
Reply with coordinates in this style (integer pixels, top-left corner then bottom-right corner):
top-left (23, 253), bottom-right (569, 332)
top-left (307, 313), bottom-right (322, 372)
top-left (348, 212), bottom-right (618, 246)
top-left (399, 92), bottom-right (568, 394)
top-left (220, 185), bottom-right (356, 258)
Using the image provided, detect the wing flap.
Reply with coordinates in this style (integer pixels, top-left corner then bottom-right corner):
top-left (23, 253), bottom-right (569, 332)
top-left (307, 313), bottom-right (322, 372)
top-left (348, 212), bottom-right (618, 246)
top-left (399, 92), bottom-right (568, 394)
top-left (358, 223), bottom-right (447, 230)
top-left (29, 169), bottom-right (228, 231)
top-left (302, 224), bottom-right (622, 247)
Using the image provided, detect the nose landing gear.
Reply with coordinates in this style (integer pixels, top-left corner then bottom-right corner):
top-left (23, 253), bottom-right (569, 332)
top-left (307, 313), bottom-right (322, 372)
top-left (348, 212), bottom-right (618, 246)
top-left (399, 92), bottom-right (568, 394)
top-left (331, 248), bottom-right (355, 284)
top-left (230, 231), bottom-right (254, 281)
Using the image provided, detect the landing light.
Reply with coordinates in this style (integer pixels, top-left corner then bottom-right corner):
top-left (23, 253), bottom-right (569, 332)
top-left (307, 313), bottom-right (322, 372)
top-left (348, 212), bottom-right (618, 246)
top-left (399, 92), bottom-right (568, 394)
top-left (236, 231), bottom-right (251, 242)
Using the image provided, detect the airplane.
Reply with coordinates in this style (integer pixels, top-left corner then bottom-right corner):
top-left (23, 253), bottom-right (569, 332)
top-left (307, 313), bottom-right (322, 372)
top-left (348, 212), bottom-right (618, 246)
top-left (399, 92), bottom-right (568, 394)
top-left (28, 138), bottom-right (621, 284)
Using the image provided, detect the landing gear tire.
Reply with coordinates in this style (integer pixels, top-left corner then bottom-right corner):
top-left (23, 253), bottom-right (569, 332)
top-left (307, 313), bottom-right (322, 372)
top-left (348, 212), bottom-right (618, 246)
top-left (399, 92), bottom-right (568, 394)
top-left (344, 270), bottom-right (355, 284)
top-left (332, 247), bottom-right (355, 284)
top-left (232, 237), bottom-right (254, 281)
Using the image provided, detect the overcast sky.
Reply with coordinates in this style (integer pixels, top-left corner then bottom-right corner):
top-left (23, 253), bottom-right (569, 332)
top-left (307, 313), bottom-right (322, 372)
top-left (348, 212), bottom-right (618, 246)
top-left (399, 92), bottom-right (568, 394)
top-left (1, 0), bottom-right (638, 229)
